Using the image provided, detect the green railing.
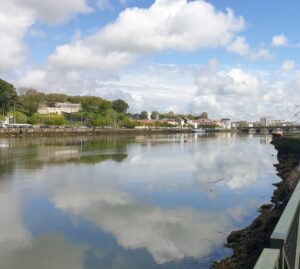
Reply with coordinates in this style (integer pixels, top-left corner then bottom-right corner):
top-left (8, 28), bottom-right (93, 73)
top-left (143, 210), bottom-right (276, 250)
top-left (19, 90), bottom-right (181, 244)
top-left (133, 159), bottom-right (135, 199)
top-left (254, 182), bottom-right (300, 269)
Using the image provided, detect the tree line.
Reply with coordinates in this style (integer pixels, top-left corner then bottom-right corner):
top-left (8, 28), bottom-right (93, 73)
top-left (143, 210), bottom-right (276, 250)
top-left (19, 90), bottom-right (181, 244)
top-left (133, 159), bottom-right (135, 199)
top-left (0, 78), bottom-right (209, 127)
top-left (0, 78), bottom-right (131, 127)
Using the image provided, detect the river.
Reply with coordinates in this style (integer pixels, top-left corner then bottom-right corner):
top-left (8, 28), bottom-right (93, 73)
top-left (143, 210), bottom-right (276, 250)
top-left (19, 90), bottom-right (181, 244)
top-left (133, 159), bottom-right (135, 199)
top-left (0, 133), bottom-right (279, 269)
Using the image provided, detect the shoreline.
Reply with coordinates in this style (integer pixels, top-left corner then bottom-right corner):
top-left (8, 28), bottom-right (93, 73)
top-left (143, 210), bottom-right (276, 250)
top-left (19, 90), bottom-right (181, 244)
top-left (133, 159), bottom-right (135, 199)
top-left (210, 136), bottom-right (300, 269)
top-left (0, 127), bottom-right (234, 137)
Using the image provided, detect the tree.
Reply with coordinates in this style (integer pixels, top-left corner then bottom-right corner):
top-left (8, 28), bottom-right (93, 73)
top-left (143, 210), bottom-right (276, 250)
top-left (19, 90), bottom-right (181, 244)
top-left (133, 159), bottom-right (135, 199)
top-left (199, 112), bottom-right (208, 119)
top-left (98, 100), bottom-right (111, 114)
top-left (0, 79), bottom-right (17, 115)
top-left (19, 88), bottom-right (45, 116)
top-left (111, 99), bottom-right (129, 113)
top-left (164, 111), bottom-right (175, 119)
top-left (151, 111), bottom-right (159, 120)
top-left (46, 93), bottom-right (68, 103)
top-left (79, 96), bottom-right (103, 113)
top-left (140, 111), bottom-right (148, 119)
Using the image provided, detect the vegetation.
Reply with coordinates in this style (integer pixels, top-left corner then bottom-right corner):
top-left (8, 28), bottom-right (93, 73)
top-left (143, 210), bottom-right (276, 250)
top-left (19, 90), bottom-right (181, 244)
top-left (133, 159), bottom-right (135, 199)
top-left (0, 79), bottom-right (17, 115)
top-left (0, 77), bottom-right (212, 128)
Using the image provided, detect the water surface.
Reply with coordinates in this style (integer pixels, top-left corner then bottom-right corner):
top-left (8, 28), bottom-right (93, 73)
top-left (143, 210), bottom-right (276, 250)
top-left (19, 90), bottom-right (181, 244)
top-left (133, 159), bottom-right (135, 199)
top-left (0, 133), bottom-right (279, 269)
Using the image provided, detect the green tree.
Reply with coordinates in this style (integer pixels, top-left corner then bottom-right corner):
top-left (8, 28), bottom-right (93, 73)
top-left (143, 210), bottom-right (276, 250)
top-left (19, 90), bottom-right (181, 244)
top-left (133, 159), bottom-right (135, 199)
top-left (151, 111), bottom-right (159, 120)
top-left (111, 99), bottom-right (129, 113)
top-left (140, 111), bottom-right (148, 119)
top-left (80, 96), bottom-right (103, 113)
top-left (19, 88), bottom-right (45, 116)
top-left (46, 93), bottom-right (68, 103)
top-left (199, 112), bottom-right (208, 119)
top-left (98, 100), bottom-right (111, 114)
top-left (0, 79), bottom-right (17, 115)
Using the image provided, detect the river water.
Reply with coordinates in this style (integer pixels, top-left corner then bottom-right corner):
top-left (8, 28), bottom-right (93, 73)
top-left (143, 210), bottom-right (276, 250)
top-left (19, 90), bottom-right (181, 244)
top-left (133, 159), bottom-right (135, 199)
top-left (0, 133), bottom-right (279, 269)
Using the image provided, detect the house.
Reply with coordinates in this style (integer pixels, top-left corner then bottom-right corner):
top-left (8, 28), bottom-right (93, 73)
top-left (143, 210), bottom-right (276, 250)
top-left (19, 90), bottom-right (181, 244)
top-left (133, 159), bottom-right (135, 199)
top-left (220, 118), bottom-right (231, 129)
top-left (38, 102), bottom-right (82, 115)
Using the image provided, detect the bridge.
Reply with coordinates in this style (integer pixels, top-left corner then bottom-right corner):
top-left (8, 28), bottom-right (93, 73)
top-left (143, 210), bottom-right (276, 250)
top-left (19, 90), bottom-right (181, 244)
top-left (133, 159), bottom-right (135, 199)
top-left (238, 126), bottom-right (300, 134)
top-left (254, 182), bottom-right (300, 269)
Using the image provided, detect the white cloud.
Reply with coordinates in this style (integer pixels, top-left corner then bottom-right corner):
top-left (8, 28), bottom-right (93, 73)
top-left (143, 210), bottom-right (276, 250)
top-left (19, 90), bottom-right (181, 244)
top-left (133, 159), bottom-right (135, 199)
top-left (12, 0), bottom-right (92, 25)
top-left (190, 60), bottom-right (300, 120)
top-left (282, 59), bottom-right (295, 72)
top-left (0, 0), bottom-right (92, 70)
top-left (272, 34), bottom-right (288, 47)
top-left (227, 36), bottom-right (272, 60)
top-left (48, 0), bottom-right (245, 70)
top-left (18, 64), bottom-right (196, 113)
top-left (0, 1), bottom-right (33, 69)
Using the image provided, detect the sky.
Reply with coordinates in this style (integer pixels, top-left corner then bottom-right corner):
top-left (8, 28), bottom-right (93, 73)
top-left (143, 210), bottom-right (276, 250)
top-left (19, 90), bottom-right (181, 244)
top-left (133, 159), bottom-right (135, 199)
top-left (1, 0), bottom-right (300, 120)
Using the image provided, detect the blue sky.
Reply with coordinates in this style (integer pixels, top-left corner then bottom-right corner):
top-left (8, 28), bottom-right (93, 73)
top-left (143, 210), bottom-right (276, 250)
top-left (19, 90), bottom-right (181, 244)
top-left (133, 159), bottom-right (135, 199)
top-left (1, 0), bottom-right (300, 120)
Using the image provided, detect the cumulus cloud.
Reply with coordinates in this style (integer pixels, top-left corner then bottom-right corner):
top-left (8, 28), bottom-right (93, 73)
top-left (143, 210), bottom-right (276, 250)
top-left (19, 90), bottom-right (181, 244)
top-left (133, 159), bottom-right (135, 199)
top-left (0, 0), bottom-right (92, 70)
top-left (190, 60), bottom-right (261, 119)
top-left (227, 36), bottom-right (272, 60)
top-left (187, 59), bottom-right (300, 120)
top-left (12, 0), bottom-right (92, 25)
top-left (0, 1), bottom-right (33, 69)
top-left (48, 0), bottom-right (245, 70)
top-left (272, 34), bottom-right (288, 47)
top-left (18, 64), bottom-right (196, 113)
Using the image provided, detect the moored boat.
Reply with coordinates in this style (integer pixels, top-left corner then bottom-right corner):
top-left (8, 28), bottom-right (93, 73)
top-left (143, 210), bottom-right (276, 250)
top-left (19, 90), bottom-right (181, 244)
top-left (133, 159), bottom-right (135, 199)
top-left (272, 128), bottom-right (284, 138)
top-left (192, 128), bottom-right (205, 133)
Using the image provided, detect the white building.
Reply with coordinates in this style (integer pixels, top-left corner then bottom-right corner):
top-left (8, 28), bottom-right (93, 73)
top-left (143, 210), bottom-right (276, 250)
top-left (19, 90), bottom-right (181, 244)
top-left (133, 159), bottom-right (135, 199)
top-left (260, 117), bottom-right (273, 127)
top-left (38, 102), bottom-right (82, 115)
top-left (220, 118), bottom-right (231, 129)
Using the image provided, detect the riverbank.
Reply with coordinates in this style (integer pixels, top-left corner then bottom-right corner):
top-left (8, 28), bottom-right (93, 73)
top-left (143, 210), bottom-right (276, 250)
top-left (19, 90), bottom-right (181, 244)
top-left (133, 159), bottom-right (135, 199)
top-left (0, 127), bottom-right (236, 137)
top-left (0, 127), bottom-right (193, 137)
top-left (210, 136), bottom-right (300, 269)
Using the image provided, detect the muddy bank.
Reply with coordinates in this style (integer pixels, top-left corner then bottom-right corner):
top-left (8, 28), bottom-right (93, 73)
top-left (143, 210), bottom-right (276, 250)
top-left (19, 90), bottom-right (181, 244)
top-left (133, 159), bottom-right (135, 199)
top-left (210, 137), bottom-right (300, 269)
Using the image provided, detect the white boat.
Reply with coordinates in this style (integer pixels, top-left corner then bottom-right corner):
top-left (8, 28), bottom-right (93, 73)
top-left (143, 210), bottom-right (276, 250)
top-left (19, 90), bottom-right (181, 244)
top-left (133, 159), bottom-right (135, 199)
top-left (272, 128), bottom-right (284, 138)
top-left (192, 128), bottom-right (205, 133)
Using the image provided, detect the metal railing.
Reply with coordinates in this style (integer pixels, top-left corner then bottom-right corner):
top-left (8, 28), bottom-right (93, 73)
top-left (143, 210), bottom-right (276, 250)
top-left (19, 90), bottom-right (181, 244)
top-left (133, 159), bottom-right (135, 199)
top-left (254, 182), bottom-right (300, 269)
top-left (254, 249), bottom-right (280, 269)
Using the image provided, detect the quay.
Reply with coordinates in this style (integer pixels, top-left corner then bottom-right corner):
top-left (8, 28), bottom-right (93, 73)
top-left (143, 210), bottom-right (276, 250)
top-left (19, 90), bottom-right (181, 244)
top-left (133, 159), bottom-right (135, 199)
top-left (254, 136), bottom-right (300, 269)
top-left (254, 181), bottom-right (300, 269)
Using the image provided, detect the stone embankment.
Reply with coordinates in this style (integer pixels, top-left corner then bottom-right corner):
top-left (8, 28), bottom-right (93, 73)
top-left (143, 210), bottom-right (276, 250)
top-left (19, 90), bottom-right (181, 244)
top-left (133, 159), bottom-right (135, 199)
top-left (210, 136), bottom-right (300, 269)
top-left (0, 127), bottom-right (192, 137)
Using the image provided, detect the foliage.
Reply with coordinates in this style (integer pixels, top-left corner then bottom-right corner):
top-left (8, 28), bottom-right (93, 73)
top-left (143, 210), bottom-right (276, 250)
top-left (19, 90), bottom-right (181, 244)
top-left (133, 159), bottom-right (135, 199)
top-left (18, 88), bottom-right (45, 116)
top-left (0, 79), bottom-right (17, 115)
top-left (111, 99), bottom-right (129, 113)
top-left (7, 111), bottom-right (28, 123)
top-left (140, 111), bottom-right (148, 119)
top-left (46, 93), bottom-right (68, 103)
top-left (45, 114), bottom-right (67, 125)
top-left (198, 112), bottom-right (208, 119)
top-left (151, 111), bottom-right (159, 120)
top-left (154, 121), bottom-right (175, 128)
top-left (121, 118), bottom-right (137, 128)
top-left (78, 96), bottom-right (104, 112)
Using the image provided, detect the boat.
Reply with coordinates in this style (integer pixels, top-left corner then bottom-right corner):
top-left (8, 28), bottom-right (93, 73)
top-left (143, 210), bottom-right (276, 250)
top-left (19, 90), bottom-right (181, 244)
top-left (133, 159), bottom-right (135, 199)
top-left (192, 128), bottom-right (205, 133)
top-left (272, 128), bottom-right (284, 138)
